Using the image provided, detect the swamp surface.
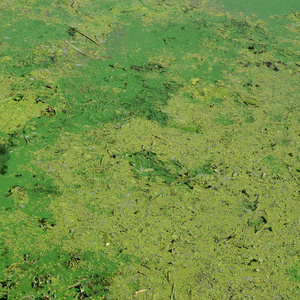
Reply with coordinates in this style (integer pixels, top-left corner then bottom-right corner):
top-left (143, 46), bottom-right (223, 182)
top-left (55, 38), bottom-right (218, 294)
top-left (0, 0), bottom-right (299, 299)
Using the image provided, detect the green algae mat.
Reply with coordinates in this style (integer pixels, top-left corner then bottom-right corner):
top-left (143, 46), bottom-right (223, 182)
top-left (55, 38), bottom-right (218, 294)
top-left (0, 0), bottom-right (299, 299)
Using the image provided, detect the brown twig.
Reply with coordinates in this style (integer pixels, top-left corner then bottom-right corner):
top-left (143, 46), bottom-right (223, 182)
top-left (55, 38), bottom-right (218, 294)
top-left (171, 283), bottom-right (175, 299)
top-left (135, 289), bottom-right (146, 294)
top-left (71, 0), bottom-right (79, 8)
top-left (67, 281), bottom-right (81, 289)
top-left (138, 271), bottom-right (146, 276)
top-left (64, 40), bottom-right (87, 56)
top-left (141, 264), bottom-right (151, 269)
top-left (287, 164), bottom-right (300, 186)
top-left (74, 28), bottom-right (102, 47)
top-left (15, 215), bottom-right (32, 226)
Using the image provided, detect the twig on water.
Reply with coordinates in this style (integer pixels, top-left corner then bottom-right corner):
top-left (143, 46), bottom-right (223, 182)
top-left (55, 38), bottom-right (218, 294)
top-left (286, 164), bottom-right (300, 186)
top-left (64, 40), bottom-right (87, 56)
top-left (72, 27), bottom-right (102, 47)
top-left (171, 283), bottom-right (175, 299)
top-left (67, 281), bottom-right (81, 289)
top-left (71, 0), bottom-right (79, 8)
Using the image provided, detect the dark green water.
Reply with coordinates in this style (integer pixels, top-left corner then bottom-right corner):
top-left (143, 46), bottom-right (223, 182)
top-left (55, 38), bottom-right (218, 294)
top-left (221, 0), bottom-right (298, 21)
top-left (0, 0), bottom-right (299, 299)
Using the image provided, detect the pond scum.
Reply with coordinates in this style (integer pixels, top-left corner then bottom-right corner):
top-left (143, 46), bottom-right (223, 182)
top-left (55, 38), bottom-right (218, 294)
top-left (0, 0), bottom-right (299, 299)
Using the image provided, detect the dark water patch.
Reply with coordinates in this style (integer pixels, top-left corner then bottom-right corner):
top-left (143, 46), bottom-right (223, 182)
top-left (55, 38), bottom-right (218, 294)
top-left (58, 57), bottom-right (170, 127)
top-left (1, 247), bottom-right (119, 299)
top-left (0, 144), bottom-right (10, 175)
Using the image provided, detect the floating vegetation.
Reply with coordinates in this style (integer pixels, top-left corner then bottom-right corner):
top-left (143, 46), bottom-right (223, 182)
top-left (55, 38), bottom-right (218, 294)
top-left (0, 0), bottom-right (299, 299)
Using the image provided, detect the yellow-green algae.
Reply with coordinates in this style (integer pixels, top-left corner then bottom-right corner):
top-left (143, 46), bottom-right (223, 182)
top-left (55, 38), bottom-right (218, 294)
top-left (0, 0), bottom-right (299, 299)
